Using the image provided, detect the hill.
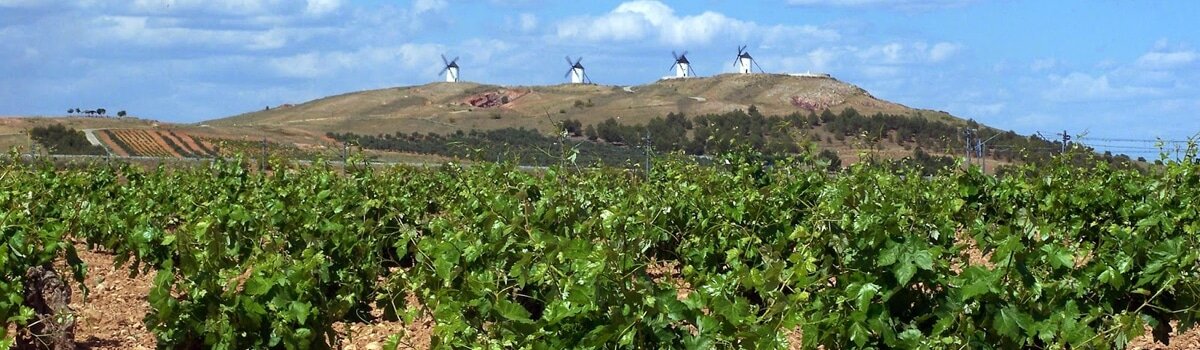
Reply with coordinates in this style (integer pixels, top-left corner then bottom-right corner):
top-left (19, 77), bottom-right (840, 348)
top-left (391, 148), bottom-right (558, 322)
top-left (8, 74), bottom-right (1083, 170)
top-left (206, 73), bottom-right (965, 137)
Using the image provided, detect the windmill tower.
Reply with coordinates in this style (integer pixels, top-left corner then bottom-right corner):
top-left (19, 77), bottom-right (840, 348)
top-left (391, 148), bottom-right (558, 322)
top-left (564, 56), bottom-right (591, 84)
top-left (670, 51), bottom-right (697, 78)
top-left (734, 45), bottom-right (764, 74)
top-left (439, 54), bottom-right (460, 83)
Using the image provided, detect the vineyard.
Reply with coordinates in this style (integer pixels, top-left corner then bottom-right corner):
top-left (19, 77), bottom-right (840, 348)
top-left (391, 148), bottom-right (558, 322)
top-left (97, 129), bottom-right (218, 158)
top-left (2, 149), bottom-right (1199, 349)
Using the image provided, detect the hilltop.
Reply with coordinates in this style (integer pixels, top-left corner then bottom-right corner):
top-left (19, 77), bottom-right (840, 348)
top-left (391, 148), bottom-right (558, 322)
top-left (205, 73), bottom-right (965, 136)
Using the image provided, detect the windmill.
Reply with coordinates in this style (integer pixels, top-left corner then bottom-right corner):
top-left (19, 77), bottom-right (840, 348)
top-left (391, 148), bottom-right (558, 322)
top-left (733, 45), bottom-right (764, 74)
top-left (439, 54), bottom-right (460, 83)
top-left (564, 56), bottom-right (591, 84)
top-left (670, 50), bottom-right (697, 78)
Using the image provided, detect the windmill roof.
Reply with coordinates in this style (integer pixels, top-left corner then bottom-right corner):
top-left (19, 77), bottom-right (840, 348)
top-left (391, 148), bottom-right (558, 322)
top-left (676, 56), bottom-right (690, 64)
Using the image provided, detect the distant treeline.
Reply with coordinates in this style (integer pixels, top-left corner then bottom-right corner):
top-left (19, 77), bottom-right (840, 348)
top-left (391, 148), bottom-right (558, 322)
top-left (329, 128), bottom-right (650, 167)
top-left (29, 124), bottom-right (106, 155)
top-left (330, 106), bottom-right (1139, 171)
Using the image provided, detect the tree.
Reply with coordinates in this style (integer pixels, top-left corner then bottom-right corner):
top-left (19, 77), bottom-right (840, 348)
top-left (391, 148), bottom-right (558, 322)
top-left (117, 110), bottom-right (127, 117)
top-left (585, 125), bottom-right (598, 141)
top-left (96, 108), bottom-right (106, 117)
top-left (67, 108), bottom-right (74, 114)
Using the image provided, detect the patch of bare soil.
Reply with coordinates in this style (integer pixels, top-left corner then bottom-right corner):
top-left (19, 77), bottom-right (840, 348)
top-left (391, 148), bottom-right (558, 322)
top-left (335, 293), bottom-right (432, 350)
top-left (93, 130), bottom-right (130, 157)
top-left (645, 259), bottom-right (692, 301)
top-left (68, 244), bottom-right (156, 350)
top-left (1129, 321), bottom-right (1200, 350)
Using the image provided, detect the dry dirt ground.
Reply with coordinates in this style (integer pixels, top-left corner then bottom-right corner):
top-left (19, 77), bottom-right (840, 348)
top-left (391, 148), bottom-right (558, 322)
top-left (15, 245), bottom-right (1197, 349)
top-left (61, 244), bottom-right (431, 349)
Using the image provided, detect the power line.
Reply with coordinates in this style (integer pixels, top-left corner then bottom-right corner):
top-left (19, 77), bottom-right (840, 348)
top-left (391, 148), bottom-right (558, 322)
top-left (1077, 137), bottom-right (1192, 144)
top-left (1080, 144), bottom-right (1173, 151)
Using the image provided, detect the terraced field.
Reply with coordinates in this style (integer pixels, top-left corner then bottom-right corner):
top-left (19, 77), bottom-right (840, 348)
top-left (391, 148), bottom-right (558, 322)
top-left (98, 129), bottom-right (219, 158)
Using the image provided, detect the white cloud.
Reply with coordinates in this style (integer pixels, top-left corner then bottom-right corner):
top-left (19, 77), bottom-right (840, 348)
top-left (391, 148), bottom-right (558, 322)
top-left (413, 0), bottom-right (447, 14)
top-left (127, 0), bottom-right (291, 16)
top-left (858, 41), bottom-right (961, 64)
top-left (1136, 50), bottom-right (1197, 69)
top-left (928, 42), bottom-right (959, 62)
top-left (0, 0), bottom-right (43, 8)
top-left (305, 0), bottom-right (340, 16)
top-left (963, 102), bottom-right (1005, 116)
top-left (86, 15), bottom-right (306, 50)
top-left (268, 44), bottom-right (443, 78)
top-left (1030, 58), bottom-right (1057, 72)
top-left (519, 13), bottom-right (538, 32)
top-left (1042, 73), bottom-right (1159, 102)
top-left (786, 0), bottom-right (977, 11)
top-left (556, 0), bottom-right (837, 47)
top-left (806, 47), bottom-right (838, 71)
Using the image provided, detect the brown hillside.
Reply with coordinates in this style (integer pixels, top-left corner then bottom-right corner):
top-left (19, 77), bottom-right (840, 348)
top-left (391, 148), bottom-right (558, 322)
top-left (205, 74), bottom-right (964, 137)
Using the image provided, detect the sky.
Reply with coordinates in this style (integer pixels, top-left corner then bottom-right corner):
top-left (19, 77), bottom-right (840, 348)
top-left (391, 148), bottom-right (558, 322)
top-left (2, 0), bottom-right (1198, 157)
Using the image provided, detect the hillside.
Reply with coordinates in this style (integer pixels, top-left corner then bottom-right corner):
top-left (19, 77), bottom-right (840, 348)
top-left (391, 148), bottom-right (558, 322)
top-left (7, 74), bottom-right (1058, 169)
top-left (206, 73), bottom-right (964, 136)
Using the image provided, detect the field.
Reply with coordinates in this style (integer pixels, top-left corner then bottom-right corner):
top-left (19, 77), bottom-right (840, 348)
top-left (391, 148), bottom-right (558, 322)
top-left (95, 129), bottom-right (219, 158)
top-left (2, 150), bottom-right (1198, 349)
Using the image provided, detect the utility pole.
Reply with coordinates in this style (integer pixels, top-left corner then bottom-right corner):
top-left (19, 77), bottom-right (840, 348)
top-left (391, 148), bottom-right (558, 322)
top-left (261, 138), bottom-right (268, 170)
top-left (643, 128), bottom-right (652, 178)
top-left (963, 128), bottom-right (976, 168)
top-left (1056, 130), bottom-right (1071, 154)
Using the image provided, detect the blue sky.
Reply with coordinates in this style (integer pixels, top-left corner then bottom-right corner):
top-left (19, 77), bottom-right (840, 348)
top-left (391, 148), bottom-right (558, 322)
top-left (2, 0), bottom-right (1197, 156)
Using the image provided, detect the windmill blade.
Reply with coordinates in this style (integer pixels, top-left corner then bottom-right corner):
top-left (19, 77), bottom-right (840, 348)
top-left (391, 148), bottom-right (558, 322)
top-left (564, 68), bottom-right (573, 79)
top-left (439, 66), bottom-right (450, 76)
top-left (441, 54), bottom-right (449, 66)
top-left (574, 57), bottom-right (583, 66)
top-left (688, 65), bottom-right (697, 77)
top-left (450, 56), bottom-right (459, 65)
top-left (669, 61), bottom-right (679, 72)
top-left (565, 56), bottom-right (574, 67)
top-left (583, 71), bottom-right (592, 84)
top-left (680, 50), bottom-right (688, 59)
top-left (672, 50), bottom-right (679, 61)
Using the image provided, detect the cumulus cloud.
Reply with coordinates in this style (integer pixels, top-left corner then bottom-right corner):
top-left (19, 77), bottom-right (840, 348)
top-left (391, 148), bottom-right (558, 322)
top-left (268, 44), bottom-right (443, 79)
top-left (786, 0), bottom-right (977, 11)
top-left (857, 41), bottom-right (961, 64)
top-left (413, 0), bottom-right (447, 14)
top-left (556, 0), bottom-right (837, 47)
top-left (0, 0), bottom-right (44, 7)
top-left (80, 15), bottom-right (328, 51)
top-left (305, 0), bottom-right (340, 16)
top-left (519, 13), bottom-right (538, 32)
top-left (1136, 50), bottom-right (1197, 69)
top-left (1042, 73), bottom-right (1159, 102)
top-left (1030, 58), bottom-right (1058, 72)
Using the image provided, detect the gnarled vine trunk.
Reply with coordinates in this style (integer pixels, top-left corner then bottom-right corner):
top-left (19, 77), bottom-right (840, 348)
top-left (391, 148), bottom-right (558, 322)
top-left (16, 265), bottom-right (75, 350)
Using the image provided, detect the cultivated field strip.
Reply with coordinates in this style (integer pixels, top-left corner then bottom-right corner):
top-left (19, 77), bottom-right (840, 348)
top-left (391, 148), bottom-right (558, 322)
top-left (97, 129), bottom-right (220, 158)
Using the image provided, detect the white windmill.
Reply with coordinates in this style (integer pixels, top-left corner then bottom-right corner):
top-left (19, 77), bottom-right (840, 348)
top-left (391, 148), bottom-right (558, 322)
top-left (439, 54), bottom-right (460, 83)
top-left (564, 56), bottom-right (591, 84)
top-left (670, 50), bottom-right (697, 78)
top-left (733, 45), bottom-right (764, 74)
